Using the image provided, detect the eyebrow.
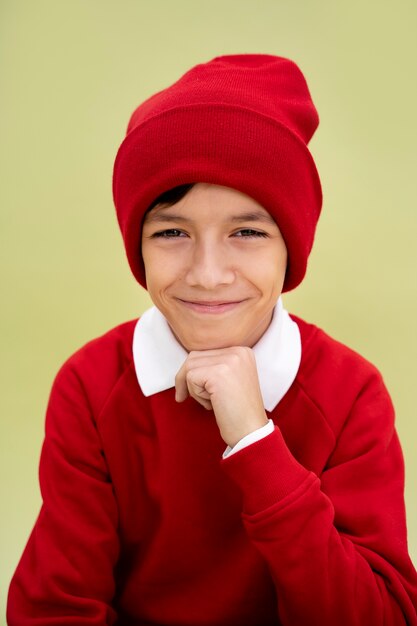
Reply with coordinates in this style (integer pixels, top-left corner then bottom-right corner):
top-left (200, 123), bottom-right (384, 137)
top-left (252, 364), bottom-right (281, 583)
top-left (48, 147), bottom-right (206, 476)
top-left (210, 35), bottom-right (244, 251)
top-left (144, 209), bottom-right (276, 225)
top-left (230, 211), bottom-right (276, 225)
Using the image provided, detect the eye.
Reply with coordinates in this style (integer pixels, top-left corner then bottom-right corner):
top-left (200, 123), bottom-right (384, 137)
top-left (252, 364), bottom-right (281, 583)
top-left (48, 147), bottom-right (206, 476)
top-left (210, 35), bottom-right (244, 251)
top-left (232, 229), bottom-right (268, 238)
top-left (150, 229), bottom-right (187, 238)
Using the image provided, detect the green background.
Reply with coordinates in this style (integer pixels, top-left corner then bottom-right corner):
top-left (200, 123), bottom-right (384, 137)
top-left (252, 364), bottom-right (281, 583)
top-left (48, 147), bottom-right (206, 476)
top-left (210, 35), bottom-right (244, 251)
top-left (1, 0), bottom-right (416, 621)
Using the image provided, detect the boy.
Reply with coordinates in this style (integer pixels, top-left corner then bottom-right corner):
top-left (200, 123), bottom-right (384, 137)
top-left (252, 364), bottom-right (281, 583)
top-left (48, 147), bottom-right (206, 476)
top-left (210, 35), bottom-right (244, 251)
top-left (7, 54), bottom-right (417, 625)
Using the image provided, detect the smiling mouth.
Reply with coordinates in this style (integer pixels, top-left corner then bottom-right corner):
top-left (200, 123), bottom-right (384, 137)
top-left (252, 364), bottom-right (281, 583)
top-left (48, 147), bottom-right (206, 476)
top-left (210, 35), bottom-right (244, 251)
top-left (177, 299), bottom-right (246, 314)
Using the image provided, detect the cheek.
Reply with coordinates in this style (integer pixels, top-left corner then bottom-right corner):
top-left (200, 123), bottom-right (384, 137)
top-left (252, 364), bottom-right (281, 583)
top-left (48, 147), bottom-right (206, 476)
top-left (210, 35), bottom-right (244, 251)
top-left (142, 245), bottom-right (164, 290)
top-left (271, 242), bottom-right (288, 282)
top-left (142, 245), bottom-right (183, 294)
top-left (249, 247), bottom-right (287, 293)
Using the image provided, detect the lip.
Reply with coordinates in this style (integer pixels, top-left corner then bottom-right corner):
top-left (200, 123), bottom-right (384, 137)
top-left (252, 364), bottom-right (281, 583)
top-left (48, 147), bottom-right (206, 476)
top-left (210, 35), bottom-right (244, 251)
top-left (176, 298), bottom-right (246, 314)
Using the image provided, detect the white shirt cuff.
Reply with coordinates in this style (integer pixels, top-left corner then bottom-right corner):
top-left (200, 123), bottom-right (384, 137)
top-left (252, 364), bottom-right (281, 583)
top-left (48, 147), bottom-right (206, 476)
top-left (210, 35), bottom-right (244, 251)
top-left (222, 419), bottom-right (274, 459)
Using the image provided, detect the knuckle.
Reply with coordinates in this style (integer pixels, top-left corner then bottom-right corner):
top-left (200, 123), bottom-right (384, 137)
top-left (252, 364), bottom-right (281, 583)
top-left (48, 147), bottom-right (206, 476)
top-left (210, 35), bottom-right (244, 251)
top-left (217, 363), bottom-right (229, 376)
top-left (228, 353), bottom-right (240, 366)
top-left (229, 346), bottom-right (253, 362)
top-left (186, 369), bottom-right (199, 385)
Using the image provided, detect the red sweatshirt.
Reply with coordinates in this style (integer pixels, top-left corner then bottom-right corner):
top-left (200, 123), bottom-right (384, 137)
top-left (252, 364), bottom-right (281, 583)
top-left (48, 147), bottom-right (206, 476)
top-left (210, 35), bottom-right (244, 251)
top-left (7, 315), bottom-right (417, 625)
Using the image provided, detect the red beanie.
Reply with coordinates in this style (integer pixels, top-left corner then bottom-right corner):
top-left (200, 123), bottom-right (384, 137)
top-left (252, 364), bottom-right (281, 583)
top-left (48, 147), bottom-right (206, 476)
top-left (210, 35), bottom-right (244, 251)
top-left (112, 54), bottom-right (322, 292)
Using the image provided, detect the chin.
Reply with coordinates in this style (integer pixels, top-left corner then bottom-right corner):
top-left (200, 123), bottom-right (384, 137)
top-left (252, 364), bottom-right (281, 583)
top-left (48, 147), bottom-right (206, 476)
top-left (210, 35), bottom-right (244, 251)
top-left (181, 333), bottom-right (240, 352)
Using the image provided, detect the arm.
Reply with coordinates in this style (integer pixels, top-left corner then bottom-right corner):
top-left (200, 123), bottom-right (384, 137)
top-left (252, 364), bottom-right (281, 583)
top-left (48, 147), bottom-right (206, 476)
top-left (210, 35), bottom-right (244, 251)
top-left (176, 347), bottom-right (417, 625)
top-left (221, 371), bottom-right (417, 625)
top-left (7, 361), bottom-right (120, 625)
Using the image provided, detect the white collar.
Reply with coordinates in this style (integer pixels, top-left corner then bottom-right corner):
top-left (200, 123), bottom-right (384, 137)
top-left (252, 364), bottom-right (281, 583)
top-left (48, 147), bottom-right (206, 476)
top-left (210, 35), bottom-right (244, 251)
top-left (132, 297), bottom-right (301, 412)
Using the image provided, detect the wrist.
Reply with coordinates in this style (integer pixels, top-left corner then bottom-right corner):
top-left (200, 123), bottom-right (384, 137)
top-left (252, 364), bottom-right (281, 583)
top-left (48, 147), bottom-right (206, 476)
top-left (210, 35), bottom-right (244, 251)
top-left (222, 414), bottom-right (269, 448)
top-left (223, 419), bottom-right (274, 458)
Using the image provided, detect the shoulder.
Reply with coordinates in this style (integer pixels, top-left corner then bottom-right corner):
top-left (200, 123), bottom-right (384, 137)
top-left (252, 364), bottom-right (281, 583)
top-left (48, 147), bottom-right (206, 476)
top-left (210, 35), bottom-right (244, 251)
top-left (293, 313), bottom-right (379, 369)
top-left (62, 318), bottom-right (137, 372)
top-left (290, 313), bottom-right (393, 432)
top-left (50, 318), bottom-right (138, 417)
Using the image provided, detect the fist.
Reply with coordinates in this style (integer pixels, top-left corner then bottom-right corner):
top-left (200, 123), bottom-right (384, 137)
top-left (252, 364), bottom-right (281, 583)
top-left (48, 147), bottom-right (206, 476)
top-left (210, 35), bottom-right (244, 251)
top-left (175, 346), bottom-right (268, 447)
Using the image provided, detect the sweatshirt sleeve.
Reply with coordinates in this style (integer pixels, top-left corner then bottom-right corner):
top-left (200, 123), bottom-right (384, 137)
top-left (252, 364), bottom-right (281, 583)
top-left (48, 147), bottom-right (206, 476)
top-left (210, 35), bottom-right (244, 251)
top-left (7, 360), bottom-right (120, 625)
top-left (221, 370), bottom-right (417, 626)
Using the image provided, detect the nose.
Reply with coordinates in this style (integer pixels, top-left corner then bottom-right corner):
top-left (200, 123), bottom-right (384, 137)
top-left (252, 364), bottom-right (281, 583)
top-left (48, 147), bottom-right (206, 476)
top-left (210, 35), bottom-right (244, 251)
top-left (184, 239), bottom-right (235, 289)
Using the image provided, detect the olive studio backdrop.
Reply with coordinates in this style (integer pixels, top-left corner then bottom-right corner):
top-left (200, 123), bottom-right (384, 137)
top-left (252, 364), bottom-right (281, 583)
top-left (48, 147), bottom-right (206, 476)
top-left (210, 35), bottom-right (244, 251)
top-left (1, 0), bottom-right (416, 621)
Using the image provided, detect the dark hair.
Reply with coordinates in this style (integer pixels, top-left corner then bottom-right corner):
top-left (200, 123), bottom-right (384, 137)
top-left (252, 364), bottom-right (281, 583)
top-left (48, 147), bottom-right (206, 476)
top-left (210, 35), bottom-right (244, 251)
top-left (147, 183), bottom-right (195, 212)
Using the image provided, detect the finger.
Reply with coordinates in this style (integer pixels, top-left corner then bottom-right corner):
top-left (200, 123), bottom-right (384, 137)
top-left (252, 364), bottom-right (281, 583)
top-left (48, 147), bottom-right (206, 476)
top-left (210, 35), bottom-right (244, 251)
top-left (175, 359), bottom-right (190, 402)
top-left (185, 348), bottom-right (248, 365)
top-left (194, 397), bottom-right (213, 411)
top-left (185, 367), bottom-right (219, 410)
top-left (175, 366), bottom-right (213, 410)
top-left (186, 377), bottom-right (213, 411)
top-left (185, 348), bottom-right (256, 375)
top-left (175, 354), bottom-right (221, 402)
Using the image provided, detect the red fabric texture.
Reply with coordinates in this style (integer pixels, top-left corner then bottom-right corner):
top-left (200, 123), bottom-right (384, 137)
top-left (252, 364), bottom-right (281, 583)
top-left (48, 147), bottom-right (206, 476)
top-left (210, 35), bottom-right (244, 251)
top-left (7, 316), bottom-right (417, 625)
top-left (112, 55), bottom-right (322, 292)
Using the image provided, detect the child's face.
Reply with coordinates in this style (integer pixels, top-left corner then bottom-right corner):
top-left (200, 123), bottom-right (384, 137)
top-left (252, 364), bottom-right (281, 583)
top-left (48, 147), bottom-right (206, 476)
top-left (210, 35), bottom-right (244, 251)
top-left (141, 183), bottom-right (287, 351)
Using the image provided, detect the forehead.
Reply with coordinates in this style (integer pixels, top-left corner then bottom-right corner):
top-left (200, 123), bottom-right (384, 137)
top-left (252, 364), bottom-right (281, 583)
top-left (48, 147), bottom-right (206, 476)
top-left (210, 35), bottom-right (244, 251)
top-left (144, 183), bottom-right (277, 225)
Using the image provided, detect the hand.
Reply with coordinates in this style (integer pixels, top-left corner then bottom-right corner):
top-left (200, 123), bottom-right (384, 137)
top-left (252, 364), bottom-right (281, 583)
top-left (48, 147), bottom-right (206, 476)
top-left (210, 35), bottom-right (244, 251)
top-left (175, 346), bottom-right (268, 448)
